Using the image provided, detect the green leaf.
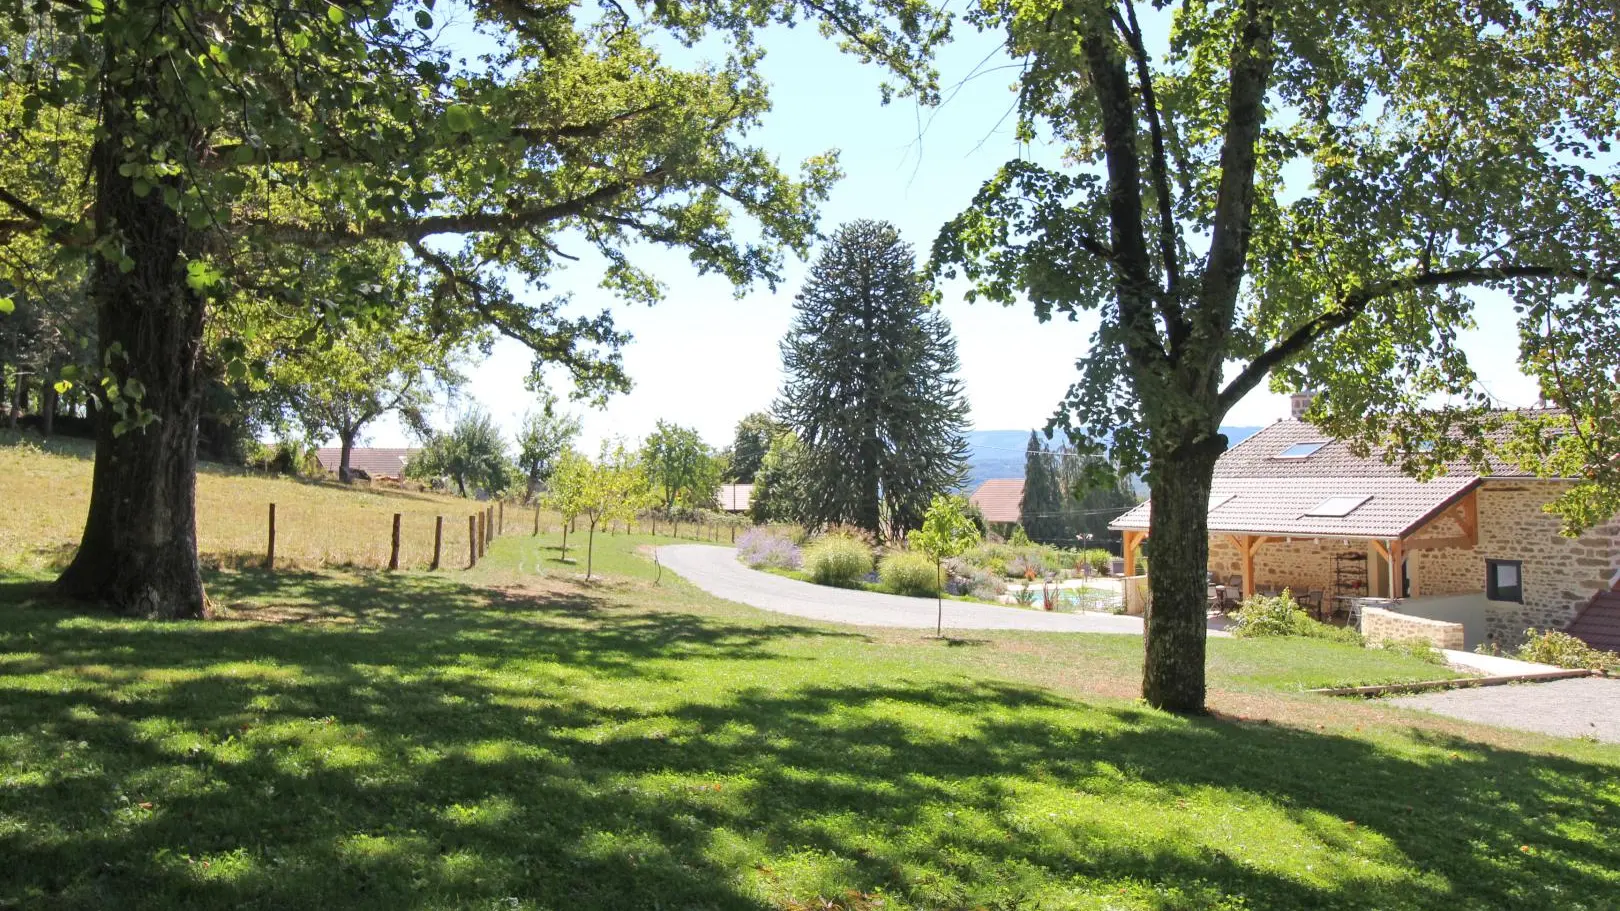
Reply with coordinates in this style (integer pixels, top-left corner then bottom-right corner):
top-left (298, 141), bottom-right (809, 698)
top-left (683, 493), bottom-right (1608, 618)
top-left (122, 378), bottom-right (145, 401)
top-left (326, 5), bottom-right (345, 25)
top-left (0, 297), bottom-right (12, 315)
top-left (53, 380), bottom-right (73, 395)
top-left (445, 104), bottom-right (474, 133)
top-left (226, 360), bottom-right (247, 381)
top-left (415, 9), bottom-right (433, 29)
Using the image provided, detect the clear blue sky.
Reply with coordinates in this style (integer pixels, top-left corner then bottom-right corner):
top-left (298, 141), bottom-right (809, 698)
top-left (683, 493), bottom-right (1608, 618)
top-left (358, 18), bottom-right (1542, 453)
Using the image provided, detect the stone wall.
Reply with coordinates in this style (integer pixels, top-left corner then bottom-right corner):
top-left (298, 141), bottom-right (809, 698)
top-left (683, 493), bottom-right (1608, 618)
top-left (1359, 604), bottom-right (1466, 650)
top-left (1475, 481), bottom-right (1620, 646)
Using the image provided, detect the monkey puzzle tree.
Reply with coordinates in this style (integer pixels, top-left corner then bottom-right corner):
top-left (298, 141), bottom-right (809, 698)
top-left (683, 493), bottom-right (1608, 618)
top-left (0, 0), bottom-right (944, 617)
top-left (934, 0), bottom-right (1620, 711)
top-left (777, 219), bottom-right (970, 540)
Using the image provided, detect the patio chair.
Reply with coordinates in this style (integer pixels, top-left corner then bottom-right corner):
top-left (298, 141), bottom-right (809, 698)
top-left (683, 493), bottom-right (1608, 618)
top-left (1299, 590), bottom-right (1325, 620)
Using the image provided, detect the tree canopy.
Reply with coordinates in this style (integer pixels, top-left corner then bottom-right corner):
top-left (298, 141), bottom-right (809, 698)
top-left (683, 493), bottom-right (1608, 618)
top-left (641, 419), bottom-right (722, 511)
top-left (931, 0), bottom-right (1620, 711)
top-left (515, 389), bottom-right (583, 503)
top-left (725, 411), bottom-right (777, 484)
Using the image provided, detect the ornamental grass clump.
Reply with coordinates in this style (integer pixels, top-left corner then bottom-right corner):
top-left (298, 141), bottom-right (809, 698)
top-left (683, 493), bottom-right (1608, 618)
top-left (736, 527), bottom-right (801, 570)
top-left (879, 551), bottom-right (940, 596)
top-left (803, 534), bottom-right (874, 587)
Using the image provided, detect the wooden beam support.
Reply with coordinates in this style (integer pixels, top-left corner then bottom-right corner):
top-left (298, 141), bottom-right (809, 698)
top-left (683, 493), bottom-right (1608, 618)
top-left (1241, 534), bottom-right (1256, 599)
top-left (1123, 530), bottom-right (1143, 576)
top-left (1369, 539), bottom-right (1390, 561)
top-left (1457, 488), bottom-right (1479, 547)
top-left (1390, 538), bottom-right (1405, 599)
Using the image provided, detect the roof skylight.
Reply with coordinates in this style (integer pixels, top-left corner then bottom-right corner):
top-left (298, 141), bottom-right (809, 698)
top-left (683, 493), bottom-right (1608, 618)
top-left (1275, 441), bottom-right (1327, 459)
top-left (1303, 495), bottom-right (1372, 517)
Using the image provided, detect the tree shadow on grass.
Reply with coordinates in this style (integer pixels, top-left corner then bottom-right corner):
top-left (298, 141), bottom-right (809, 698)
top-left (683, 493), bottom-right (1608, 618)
top-left (0, 573), bottom-right (1616, 910)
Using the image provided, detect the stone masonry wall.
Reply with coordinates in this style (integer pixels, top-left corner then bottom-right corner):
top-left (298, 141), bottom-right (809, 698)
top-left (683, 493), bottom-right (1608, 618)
top-left (1359, 604), bottom-right (1466, 651)
top-left (1475, 481), bottom-right (1620, 646)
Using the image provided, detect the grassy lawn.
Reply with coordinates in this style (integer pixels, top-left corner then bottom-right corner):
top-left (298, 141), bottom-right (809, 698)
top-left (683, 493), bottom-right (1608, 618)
top-left (2, 528), bottom-right (1617, 909)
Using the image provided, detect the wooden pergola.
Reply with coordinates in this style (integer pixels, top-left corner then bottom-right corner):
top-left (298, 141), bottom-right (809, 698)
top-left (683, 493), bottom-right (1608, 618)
top-left (1119, 488), bottom-right (1478, 600)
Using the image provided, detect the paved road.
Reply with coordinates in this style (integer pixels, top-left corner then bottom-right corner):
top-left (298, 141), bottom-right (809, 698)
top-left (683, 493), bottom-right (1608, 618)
top-left (658, 545), bottom-right (1195, 634)
top-left (1391, 677), bottom-right (1620, 743)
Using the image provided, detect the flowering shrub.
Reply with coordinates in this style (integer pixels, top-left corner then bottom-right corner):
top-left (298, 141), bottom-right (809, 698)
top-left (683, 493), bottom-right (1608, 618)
top-left (1515, 629), bottom-right (1620, 672)
top-left (1230, 590), bottom-right (1362, 644)
top-left (736, 527), bottom-right (801, 570)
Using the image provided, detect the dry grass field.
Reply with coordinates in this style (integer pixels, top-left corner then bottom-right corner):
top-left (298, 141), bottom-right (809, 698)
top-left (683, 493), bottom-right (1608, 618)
top-left (0, 431), bottom-right (561, 573)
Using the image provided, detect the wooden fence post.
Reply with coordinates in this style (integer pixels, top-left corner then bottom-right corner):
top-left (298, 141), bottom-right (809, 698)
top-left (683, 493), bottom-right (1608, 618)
top-left (533, 504), bottom-right (540, 536)
top-left (266, 503), bottom-right (276, 570)
top-left (389, 513), bottom-right (402, 571)
top-left (498, 501), bottom-right (504, 535)
top-left (487, 506), bottom-right (496, 543)
top-left (730, 524), bottom-right (735, 543)
top-left (469, 515), bottom-right (478, 567)
top-left (431, 516), bottom-right (443, 570)
top-left (477, 511), bottom-right (487, 557)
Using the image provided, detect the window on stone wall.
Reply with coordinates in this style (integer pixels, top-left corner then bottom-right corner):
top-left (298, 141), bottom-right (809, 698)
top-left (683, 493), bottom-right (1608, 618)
top-left (1485, 559), bottom-right (1523, 603)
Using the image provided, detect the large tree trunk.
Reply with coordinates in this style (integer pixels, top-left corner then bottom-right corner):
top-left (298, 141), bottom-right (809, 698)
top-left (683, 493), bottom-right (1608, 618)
top-left (40, 362), bottom-right (57, 437)
top-left (54, 106), bottom-right (207, 620)
top-left (1141, 435), bottom-right (1224, 713)
top-left (338, 430), bottom-right (357, 483)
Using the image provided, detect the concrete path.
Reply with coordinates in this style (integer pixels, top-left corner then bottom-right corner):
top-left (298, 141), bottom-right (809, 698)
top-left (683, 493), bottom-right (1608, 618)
top-left (1439, 649), bottom-right (1567, 679)
top-left (659, 545), bottom-right (1229, 635)
top-left (1390, 676), bottom-right (1620, 743)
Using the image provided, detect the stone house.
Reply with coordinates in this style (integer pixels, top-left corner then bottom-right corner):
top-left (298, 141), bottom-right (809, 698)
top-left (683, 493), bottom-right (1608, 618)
top-left (1109, 417), bottom-right (1620, 650)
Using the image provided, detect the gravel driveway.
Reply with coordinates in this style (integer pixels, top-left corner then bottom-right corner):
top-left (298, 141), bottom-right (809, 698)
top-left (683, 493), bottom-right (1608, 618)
top-left (658, 545), bottom-right (1221, 635)
top-left (1390, 677), bottom-right (1620, 743)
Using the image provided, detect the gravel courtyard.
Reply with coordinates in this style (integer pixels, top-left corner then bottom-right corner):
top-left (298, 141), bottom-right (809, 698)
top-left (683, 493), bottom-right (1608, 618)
top-left (1391, 676), bottom-right (1620, 743)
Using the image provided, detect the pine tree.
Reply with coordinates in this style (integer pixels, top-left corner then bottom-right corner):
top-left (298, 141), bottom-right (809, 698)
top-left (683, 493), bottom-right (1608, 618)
top-left (1019, 431), bottom-right (1065, 544)
top-left (776, 220), bottom-right (970, 540)
top-left (1059, 449), bottom-right (1139, 550)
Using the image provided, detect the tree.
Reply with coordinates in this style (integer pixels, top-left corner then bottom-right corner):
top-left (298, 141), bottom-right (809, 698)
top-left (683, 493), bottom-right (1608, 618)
top-left (514, 390), bottom-right (583, 503)
top-left (543, 450), bottom-right (592, 563)
top-left (777, 220), bottom-right (970, 540)
top-left (1019, 431), bottom-right (1065, 544)
top-left (641, 420), bottom-right (721, 511)
top-left (575, 443), bottom-right (654, 581)
top-left (933, 0), bottom-right (1620, 712)
top-left (726, 412), bottom-right (778, 483)
top-left (408, 410), bottom-right (512, 498)
top-left (749, 429), bottom-right (811, 524)
top-left (910, 494), bottom-right (983, 638)
top-left (0, 0), bottom-right (945, 618)
top-left (1060, 451), bottom-right (1138, 552)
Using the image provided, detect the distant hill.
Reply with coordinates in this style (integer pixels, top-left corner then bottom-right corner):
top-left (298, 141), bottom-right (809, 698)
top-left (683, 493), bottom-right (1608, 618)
top-left (961, 426), bottom-right (1265, 493)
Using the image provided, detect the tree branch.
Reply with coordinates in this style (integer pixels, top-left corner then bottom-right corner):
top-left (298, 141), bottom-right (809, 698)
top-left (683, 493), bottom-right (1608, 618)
top-left (1217, 264), bottom-right (1620, 413)
top-left (1075, 8), bottom-right (1165, 366)
top-left (1197, 0), bottom-right (1276, 330)
top-left (248, 168), bottom-right (666, 247)
top-left (1118, 0), bottom-right (1181, 310)
top-left (0, 187), bottom-right (82, 246)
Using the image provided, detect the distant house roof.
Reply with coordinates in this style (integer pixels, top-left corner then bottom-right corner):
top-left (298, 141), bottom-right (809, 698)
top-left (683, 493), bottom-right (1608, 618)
top-left (314, 447), bottom-right (419, 479)
top-left (717, 483), bottom-right (753, 512)
top-left (970, 478), bottom-right (1023, 524)
top-left (1109, 419), bottom-right (1525, 539)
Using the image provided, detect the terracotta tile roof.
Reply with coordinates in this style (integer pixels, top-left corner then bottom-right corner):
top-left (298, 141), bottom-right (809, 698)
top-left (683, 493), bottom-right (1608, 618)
top-left (1110, 416), bottom-right (1566, 538)
top-left (1567, 592), bottom-right (1620, 653)
top-left (1109, 475), bottom-right (1479, 538)
top-left (314, 447), bottom-right (419, 479)
top-left (970, 478), bottom-right (1024, 524)
top-left (717, 484), bottom-right (753, 512)
top-left (1213, 419), bottom-right (1535, 480)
